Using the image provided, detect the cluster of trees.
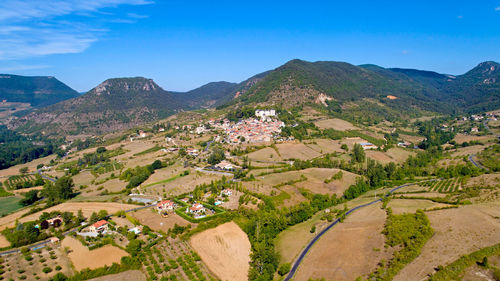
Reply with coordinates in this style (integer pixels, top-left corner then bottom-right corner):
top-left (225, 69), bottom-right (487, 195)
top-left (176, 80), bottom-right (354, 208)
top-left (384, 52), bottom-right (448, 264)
top-left (0, 125), bottom-right (63, 169)
top-left (226, 106), bottom-right (256, 122)
top-left (120, 160), bottom-right (163, 188)
top-left (238, 189), bottom-right (342, 280)
top-left (417, 119), bottom-right (455, 149)
top-left (43, 176), bottom-right (74, 203)
top-left (207, 147), bottom-right (225, 165)
top-left (370, 209), bottom-right (434, 280)
top-left (2, 210), bottom-right (80, 247)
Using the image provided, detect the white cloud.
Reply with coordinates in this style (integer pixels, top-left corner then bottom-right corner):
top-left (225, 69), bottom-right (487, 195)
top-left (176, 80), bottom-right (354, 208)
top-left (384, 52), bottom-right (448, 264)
top-left (496, 6), bottom-right (500, 11)
top-left (0, 0), bottom-right (153, 60)
top-left (457, 15), bottom-right (463, 19)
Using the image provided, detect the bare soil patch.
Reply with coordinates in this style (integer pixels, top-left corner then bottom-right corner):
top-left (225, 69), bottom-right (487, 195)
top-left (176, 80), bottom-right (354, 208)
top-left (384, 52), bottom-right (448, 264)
top-left (294, 203), bottom-right (388, 281)
top-left (62, 236), bottom-right (129, 271)
top-left (190, 222), bottom-right (251, 281)
top-left (394, 202), bottom-right (500, 281)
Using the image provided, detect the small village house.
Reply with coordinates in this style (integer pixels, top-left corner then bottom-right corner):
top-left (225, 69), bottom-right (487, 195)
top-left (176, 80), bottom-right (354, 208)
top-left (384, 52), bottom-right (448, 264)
top-left (89, 220), bottom-right (109, 234)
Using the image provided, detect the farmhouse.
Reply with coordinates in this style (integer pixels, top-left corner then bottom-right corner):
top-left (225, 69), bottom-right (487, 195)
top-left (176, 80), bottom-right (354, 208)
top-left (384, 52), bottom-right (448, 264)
top-left (89, 220), bottom-right (109, 234)
top-left (471, 127), bottom-right (479, 133)
top-left (360, 142), bottom-right (378, 150)
top-left (187, 203), bottom-right (206, 214)
top-left (156, 200), bottom-right (175, 213)
top-left (215, 160), bottom-right (236, 171)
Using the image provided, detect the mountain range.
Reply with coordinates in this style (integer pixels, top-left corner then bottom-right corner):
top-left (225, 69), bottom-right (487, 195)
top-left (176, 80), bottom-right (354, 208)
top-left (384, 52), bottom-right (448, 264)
top-left (0, 74), bottom-right (79, 107)
top-left (5, 60), bottom-right (499, 136)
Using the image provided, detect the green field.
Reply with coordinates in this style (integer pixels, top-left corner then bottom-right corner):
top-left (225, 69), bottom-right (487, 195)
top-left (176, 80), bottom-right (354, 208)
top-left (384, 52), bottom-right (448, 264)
top-left (0, 196), bottom-right (23, 216)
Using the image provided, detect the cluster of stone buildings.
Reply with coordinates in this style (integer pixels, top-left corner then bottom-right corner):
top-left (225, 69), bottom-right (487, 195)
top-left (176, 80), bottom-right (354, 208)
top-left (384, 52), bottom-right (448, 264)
top-left (224, 118), bottom-right (284, 143)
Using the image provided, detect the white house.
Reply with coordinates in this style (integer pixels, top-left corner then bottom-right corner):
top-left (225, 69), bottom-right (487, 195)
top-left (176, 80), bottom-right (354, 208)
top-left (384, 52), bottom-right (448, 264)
top-left (255, 109), bottom-right (276, 121)
top-left (156, 200), bottom-right (175, 213)
top-left (221, 189), bottom-right (233, 197)
top-left (187, 203), bottom-right (205, 214)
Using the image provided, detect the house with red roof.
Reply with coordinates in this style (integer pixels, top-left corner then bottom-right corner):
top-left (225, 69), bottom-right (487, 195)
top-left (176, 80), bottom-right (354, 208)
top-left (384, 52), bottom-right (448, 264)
top-left (156, 200), bottom-right (176, 213)
top-left (89, 220), bottom-right (108, 234)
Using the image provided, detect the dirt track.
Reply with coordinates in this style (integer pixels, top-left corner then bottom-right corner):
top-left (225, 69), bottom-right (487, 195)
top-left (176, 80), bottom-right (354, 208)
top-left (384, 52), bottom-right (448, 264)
top-left (190, 222), bottom-right (251, 281)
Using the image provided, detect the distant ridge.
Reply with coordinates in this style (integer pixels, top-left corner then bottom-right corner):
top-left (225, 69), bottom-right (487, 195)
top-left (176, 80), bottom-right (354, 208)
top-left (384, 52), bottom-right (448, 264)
top-left (0, 74), bottom-right (79, 107)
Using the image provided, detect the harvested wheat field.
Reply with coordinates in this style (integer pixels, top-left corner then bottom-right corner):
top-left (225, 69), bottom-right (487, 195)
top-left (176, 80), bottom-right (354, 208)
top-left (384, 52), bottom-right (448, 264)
top-left (314, 118), bottom-right (359, 131)
top-left (244, 168), bottom-right (357, 196)
top-left (190, 222), bottom-right (251, 281)
top-left (387, 199), bottom-right (453, 214)
top-left (0, 202), bottom-right (137, 230)
top-left (453, 133), bottom-right (494, 143)
top-left (88, 270), bottom-right (146, 281)
top-left (130, 208), bottom-right (191, 232)
top-left (62, 236), bottom-right (129, 271)
top-left (276, 143), bottom-right (322, 160)
top-left (294, 203), bottom-right (388, 281)
top-left (366, 150), bottom-right (394, 164)
top-left (394, 202), bottom-right (500, 281)
top-left (246, 147), bottom-right (283, 162)
top-left (0, 234), bottom-right (10, 248)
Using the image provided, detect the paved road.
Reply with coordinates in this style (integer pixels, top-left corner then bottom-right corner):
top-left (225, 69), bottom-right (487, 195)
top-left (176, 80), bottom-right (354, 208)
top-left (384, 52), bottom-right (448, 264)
top-left (284, 183), bottom-right (413, 281)
top-left (203, 140), bottom-right (213, 152)
top-left (468, 154), bottom-right (488, 170)
top-left (36, 169), bottom-right (56, 183)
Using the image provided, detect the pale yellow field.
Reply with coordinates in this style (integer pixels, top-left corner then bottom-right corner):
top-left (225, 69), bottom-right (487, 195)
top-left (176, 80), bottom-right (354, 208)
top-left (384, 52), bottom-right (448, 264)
top-left (314, 118), bottom-right (359, 131)
top-left (244, 168), bottom-right (358, 196)
top-left (276, 143), bottom-right (322, 160)
top-left (0, 202), bottom-right (138, 230)
top-left (303, 139), bottom-right (345, 154)
top-left (387, 199), bottom-right (453, 214)
top-left (0, 154), bottom-right (56, 177)
top-left (294, 203), bottom-right (387, 281)
top-left (394, 202), bottom-right (500, 281)
top-left (276, 211), bottom-right (327, 264)
top-left (62, 236), bottom-right (129, 271)
top-left (246, 147), bottom-right (283, 162)
top-left (143, 170), bottom-right (222, 197)
top-left (190, 222), bottom-right (251, 281)
top-left (453, 133), bottom-right (495, 143)
top-left (0, 234), bottom-right (10, 247)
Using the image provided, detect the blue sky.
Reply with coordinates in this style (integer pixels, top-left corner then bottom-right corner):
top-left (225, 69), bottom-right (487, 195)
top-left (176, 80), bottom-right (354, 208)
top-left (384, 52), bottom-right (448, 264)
top-left (0, 0), bottom-right (499, 92)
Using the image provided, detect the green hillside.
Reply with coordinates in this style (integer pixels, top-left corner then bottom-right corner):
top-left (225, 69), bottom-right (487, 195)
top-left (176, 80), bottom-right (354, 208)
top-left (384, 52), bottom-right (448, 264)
top-left (0, 74), bottom-right (79, 107)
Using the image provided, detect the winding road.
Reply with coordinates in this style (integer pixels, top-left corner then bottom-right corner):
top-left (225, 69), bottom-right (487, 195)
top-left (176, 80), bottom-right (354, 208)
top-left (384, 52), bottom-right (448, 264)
top-left (284, 182), bottom-right (413, 281)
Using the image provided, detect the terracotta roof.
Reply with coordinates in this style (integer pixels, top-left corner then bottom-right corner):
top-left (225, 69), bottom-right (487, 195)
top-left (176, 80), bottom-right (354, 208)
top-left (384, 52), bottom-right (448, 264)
top-left (92, 220), bottom-right (108, 228)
